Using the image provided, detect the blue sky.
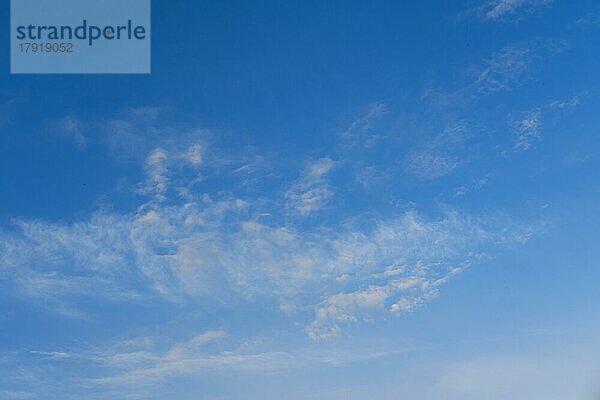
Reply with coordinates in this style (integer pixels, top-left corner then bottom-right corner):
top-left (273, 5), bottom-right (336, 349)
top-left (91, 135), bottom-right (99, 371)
top-left (1, 0), bottom-right (600, 398)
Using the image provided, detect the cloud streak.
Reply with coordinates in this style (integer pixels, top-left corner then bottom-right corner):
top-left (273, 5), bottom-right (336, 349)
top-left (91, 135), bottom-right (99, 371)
top-left (465, 0), bottom-right (554, 21)
top-left (425, 39), bottom-right (567, 106)
top-left (285, 157), bottom-right (335, 215)
top-left (0, 124), bottom-right (532, 338)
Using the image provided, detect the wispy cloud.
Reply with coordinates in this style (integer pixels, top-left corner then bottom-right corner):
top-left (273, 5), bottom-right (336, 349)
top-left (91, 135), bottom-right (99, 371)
top-left (512, 109), bottom-right (541, 151)
top-left (454, 175), bottom-right (490, 197)
top-left (575, 10), bottom-right (600, 27)
top-left (470, 44), bottom-right (538, 94)
top-left (548, 94), bottom-right (583, 110)
top-left (463, 0), bottom-right (554, 21)
top-left (0, 391), bottom-right (32, 400)
top-left (509, 94), bottom-right (583, 152)
top-left (103, 107), bottom-right (162, 159)
top-left (93, 330), bottom-right (241, 385)
top-left (140, 148), bottom-right (170, 201)
top-left (285, 157), bottom-right (335, 215)
top-left (425, 39), bottom-right (567, 106)
top-left (54, 116), bottom-right (87, 148)
top-left (2, 330), bottom-right (422, 393)
top-left (0, 106), bottom-right (543, 354)
top-left (0, 201), bottom-right (502, 334)
top-left (405, 122), bottom-right (470, 180)
top-left (339, 102), bottom-right (388, 141)
top-left (307, 211), bottom-right (494, 339)
top-left (0, 120), bottom-right (533, 338)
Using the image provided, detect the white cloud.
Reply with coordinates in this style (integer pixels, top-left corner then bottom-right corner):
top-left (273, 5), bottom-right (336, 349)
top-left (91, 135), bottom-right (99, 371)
top-left (182, 143), bottom-right (203, 166)
top-left (142, 148), bottom-right (169, 201)
top-left (26, 350), bottom-right (71, 360)
top-left (285, 158), bottom-right (335, 215)
top-left (471, 44), bottom-right (538, 94)
top-left (512, 109), bottom-right (541, 151)
top-left (454, 175), bottom-right (490, 197)
top-left (405, 122), bottom-right (469, 180)
top-left (471, 0), bottom-right (553, 21)
top-left (92, 330), bottom-right (294, 385)
top-left (306, 211), bottom-right (489, 339)
top-left (64, 327), bottom-right (598, 396)
top-left (306, 157), bottom-right (334, 178)
top-left (548, 94), bottom-right (583, 110)
top-left (135, 140), bottom-right (207, 203)
top-left (340, 102), bottom-right (387, 139)
top-left (425, 40), bottom-right (566, 106)
top-left (59, 329), bottom-right (418, 388)
top-left (0, 129), bottom-right (534, 339)
top-left (164, 330), bottom-right (226, 361)
top-left (0, 196), bottom-right (515, 339)
top-left (507, 96), bottom-right (582, 153)
top-left (55, 116), bottom-right (87, 148)
top-left (406, 152), bottom-right (459, 180)
top-left (576, 11), bottom-right (600, 27)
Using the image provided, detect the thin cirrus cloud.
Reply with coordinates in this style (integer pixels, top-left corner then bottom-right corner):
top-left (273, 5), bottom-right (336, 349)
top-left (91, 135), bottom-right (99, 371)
top-left (90, 330), bottom-right (298, 386)
top-left (285, 157), bottom-right (335, 215)
top-left (0, 114), bottom-right (534, 339)
top-left (54, 115), bottom-right (87, 148)
top-left (509, 94), bottom-right (583, 152)
top-left (405, 122), bottom-right (470, 180)
top-left (424, 38), bottom-right (567, 107)
top-left (339, 102), bottom-right (388, 144)
top-left (9, 328), bottom-right (419, 392)
top-left (0, 186), bottom-right (512, 337)
top-left (461, 0), bottom-right (554, 21)
top-left (512, 109), bottom-right (542, 152)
